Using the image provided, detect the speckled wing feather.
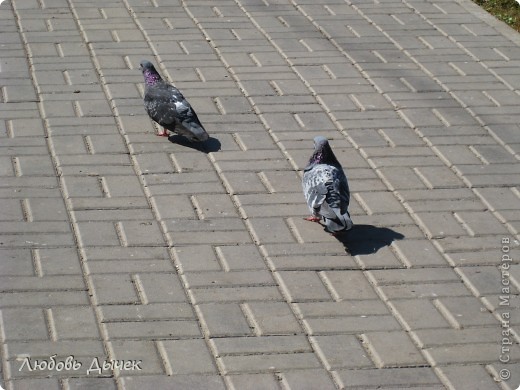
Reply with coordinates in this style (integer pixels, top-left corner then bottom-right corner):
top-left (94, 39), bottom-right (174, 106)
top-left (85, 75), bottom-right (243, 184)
top-left (144, 81), bottom-right (208, 141)
top-left (303, 163), bottom-right (351, 231)
top-left (144, 82), bottom-right (194, 126)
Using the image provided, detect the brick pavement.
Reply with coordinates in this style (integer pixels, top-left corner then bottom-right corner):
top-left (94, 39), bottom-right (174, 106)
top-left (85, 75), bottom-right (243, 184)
top-left (0, 0), bottom-right (519, 388)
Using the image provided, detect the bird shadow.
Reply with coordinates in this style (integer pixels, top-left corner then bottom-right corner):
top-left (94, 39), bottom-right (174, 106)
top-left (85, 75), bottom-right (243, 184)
top-left (332, 224), bottom-right (405, 256)
top-left (168, 135), bottom-right (221, 153)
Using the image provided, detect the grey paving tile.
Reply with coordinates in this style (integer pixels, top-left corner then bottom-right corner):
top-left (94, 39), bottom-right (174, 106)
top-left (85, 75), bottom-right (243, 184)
top-left (3, 0), bottom-right (520, 385)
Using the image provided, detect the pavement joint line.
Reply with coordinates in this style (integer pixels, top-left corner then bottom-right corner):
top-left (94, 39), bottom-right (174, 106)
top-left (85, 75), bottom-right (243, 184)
top-left (9, 0), bottom-right (118, 382)
top-left (44, 308), bottom-right (58, 342)
top-left (354, 0), bottom-right (518, 159)
top-left (2, 0), bottom-right (520, 386)
top-left (155, 340), bottom-right (173, 376)
top-left (0, 311), bottom-right (11, 384)
top-left (342, 2), bottom-right (519, 246)
top-left (431, 299), bottom-right (462, 330)
top-left (365, 275), bottom-right (443, 373)
top-left (239, 303), bottom-right (261, 337)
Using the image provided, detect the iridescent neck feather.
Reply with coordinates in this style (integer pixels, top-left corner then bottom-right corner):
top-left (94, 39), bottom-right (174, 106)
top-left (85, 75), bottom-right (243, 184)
top-left (144, 69), bottom-right (161, 86)
top-left (309, 144), bottom-right (341, 168)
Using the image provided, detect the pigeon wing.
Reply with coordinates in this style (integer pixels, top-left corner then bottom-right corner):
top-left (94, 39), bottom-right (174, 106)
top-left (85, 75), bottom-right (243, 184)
top-left (331, 168), bottom-right (350, 213)
top-left (303, 164), bottom-right (350, 220)
top-left (303, 165), bottom-right (335, 217)
top-left (144, 83), bottom-right (189, 127)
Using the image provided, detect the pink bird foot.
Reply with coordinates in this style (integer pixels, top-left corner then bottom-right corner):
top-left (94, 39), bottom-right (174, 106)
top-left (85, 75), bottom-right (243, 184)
top-left (304, 216), bottom-right (321, 223)
top-left (157, 129), bottom-right (169, 137)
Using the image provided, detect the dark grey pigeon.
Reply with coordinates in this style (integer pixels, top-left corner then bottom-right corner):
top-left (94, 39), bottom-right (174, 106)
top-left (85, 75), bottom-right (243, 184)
top-left (139, 60), bottom-right (209, 142)
top-left (302, 136), bottom-right (353, 234)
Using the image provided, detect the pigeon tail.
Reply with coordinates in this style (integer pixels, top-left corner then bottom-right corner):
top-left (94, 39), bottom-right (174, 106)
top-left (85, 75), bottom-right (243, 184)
top-left (182, 120), bottom-right (209, 142)
top-left (324, 211), bottom-right (353, 233)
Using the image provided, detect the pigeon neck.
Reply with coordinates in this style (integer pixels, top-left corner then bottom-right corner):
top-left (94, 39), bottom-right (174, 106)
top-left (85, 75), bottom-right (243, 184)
top-left (310, 151), bottom-right (324, 164)
top-left (144, 70), bottom-right (161, 86)
top-left (310, 147), bottom-right (341, 167)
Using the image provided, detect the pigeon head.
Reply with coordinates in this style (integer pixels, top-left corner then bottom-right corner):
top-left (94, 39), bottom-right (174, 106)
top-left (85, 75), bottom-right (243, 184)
top-left (308, 136), bottom-right (342, 167)
top-left (139, 60), bottom-right (162, 86)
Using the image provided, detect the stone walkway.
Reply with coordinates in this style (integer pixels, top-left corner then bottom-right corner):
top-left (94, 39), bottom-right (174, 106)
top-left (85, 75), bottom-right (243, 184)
top-left (1, 0), bottom-right (519, 388)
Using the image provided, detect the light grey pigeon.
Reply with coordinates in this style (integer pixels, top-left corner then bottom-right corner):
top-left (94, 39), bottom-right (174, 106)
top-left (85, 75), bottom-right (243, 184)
top-left (302, 136), bottom-right (353, 234)
top-left (139, 60), bottom-right (209, 142)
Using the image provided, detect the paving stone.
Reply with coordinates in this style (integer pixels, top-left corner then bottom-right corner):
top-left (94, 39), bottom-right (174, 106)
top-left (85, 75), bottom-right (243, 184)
top-left (2, 308), bottom-right (49, 341)
top-left (247, 217), bottom-right (297, 244)
top-left (138, 273), bottom-right (187, 303)
top-left (336, 367), bottom-right (441, 388)
top-left (121, 375), bottom-right (226, 389)
top-left (172, 245), bottom-right (222, 272)
top-left (0, 275), bottom-right (85, 292)
top-left (369, 267), bottom-right (459, 286)
top-left (282, 369), bottom-right (338, 390)
top-left (99, 303), bottom-right (195, 322)
top-left (118, 220), bottom-right (164, 246)
top-left (391, 299), bottom-right (451, 330)
top-left (214, 245), bottom-right (267, 271)
top-left (0, 232), bottom-right (75, 248)
top-left (4, 0), bottom-right (520, 384)
top-left (362, 330), bottom-right (427, 367)
top-left (475, 187), bottom-right (520, 211)
top-left (391, 239), bottom-right (449, 267)
top-left (106, 319), bottom-right (201, 340)
top-left (427, 342), bottom-right (520, 364)
top-left (219, 352), bottom-right (322, 374)
top-left (75, 221), bottom-right (121, 247)
top-left (0, 248), bottom-right (36, 276)
top-left (271, 254), bottom-right (359, 271)
top-left (278, 271), bottom-right (332, 302)
top-left (455, 210), bottom-right (510, 236)
top-left (312, 335), bottom-right (373, 369)
top-left (197, 303), bottom-right (252, 337)
top-left (146, 179), bottom-right (224, 196)
top-left (82, 246), bottom-right (169, 261)
top-left (245, 302), bottom-right (301, 335)
top-left (322, 271), bottom-right (380, 300)
top-left (438, 365), bottom-right (502, 390)
top-left (90, 274), bottom-right (138, 305)
top-left (192, 284), bottom-right (282, 303)
top-left (304, 314), bottom-right (404, 335)
top-left (185, 270), bottom-right (275, 288)
top-left (160, 339), bottom-right (217, 375)
top-left (212, 335), bottom-right (311, 356)
top-left (444, 249), bottom-right (503, 266)
top-left (109, 340), bottom-right (164, 375)
top-left (413, 327), bottom-right (500, 348)
top-left (354, 191), bottom-right (406, 215)
top-left (381, 280), bottom-right (473, 300)
top-left (66, 378), bottom-right (118, 390)
top-left (0, 290), bottom-right (89, 307)
top-left (0, 199), bottom-right (24, 221)
top-left (103, 176), bottom-right (145, 197)
top-left (458, 266), bottom-right (518, 296)
top-left (413, 211), bottom-right (468, 239)
top-left (378, 166), bottom-right (429, 190)
top-left (439, 235), bottom-right (518, 253)
top-left (74, 209), bottom-right (154, 222)
top-left (26, 198), bottom-right (69, 221)
top-left (227, 373), bottom-right (280, 390)
top-left (51, 306), bottom-right (100, 339)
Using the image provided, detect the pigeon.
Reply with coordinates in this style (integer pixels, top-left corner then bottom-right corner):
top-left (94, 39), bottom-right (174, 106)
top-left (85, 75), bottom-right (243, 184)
top-left (139, 60), bottom-right (209, 142)
top-left (302, 136), bottom-right (353, 234)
